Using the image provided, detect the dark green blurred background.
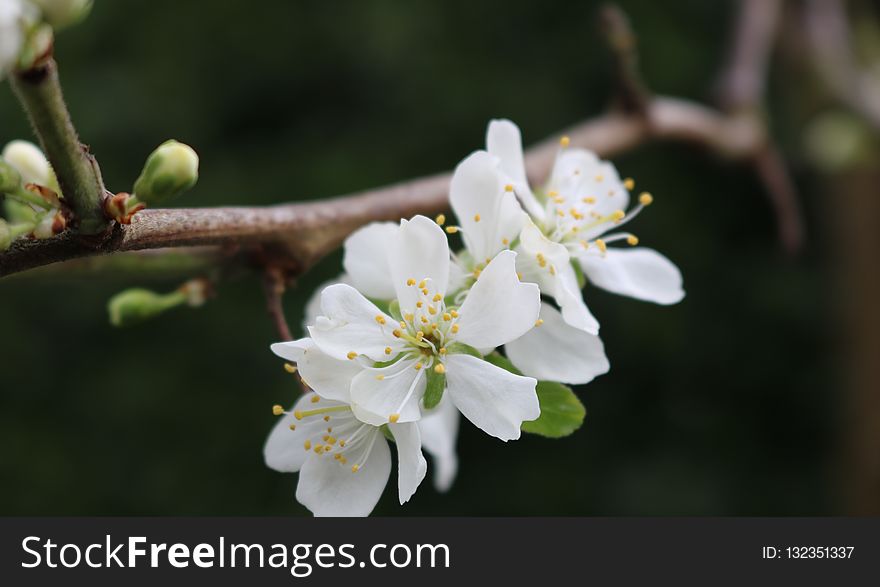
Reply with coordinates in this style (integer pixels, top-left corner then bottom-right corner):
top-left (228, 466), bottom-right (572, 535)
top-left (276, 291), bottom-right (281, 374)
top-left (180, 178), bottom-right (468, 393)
top-left (0, 0), bottom-right (859, 515)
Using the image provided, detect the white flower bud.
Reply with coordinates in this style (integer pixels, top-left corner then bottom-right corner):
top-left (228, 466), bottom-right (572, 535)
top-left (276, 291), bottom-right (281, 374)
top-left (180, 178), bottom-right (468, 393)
top-left (29, 0), bottom-right (92, 30)
top-left (0, 0), bottom-right (25, 75)
top-left (133, 140), bottom-right (199, 205)
top-left (2, 140), bottom-right (52, 186)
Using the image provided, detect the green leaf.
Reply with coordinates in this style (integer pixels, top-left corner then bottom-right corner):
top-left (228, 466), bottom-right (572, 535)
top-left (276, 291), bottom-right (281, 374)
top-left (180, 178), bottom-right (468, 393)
top-left (445, 342), bottom-right (482, 359)
top-left (521, 381), bottom-right (586, 438)
top-left (484, 351), bottom-right (522, 375)
top-left (423, 367), bottom-right (446, 410)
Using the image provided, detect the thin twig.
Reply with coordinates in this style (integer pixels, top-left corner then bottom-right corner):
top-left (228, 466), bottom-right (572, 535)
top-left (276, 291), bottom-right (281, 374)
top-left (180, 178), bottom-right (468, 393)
top-left (262, 267), bottom-right (292, 342)
top-left (600, 4), bottom-right (650, 115)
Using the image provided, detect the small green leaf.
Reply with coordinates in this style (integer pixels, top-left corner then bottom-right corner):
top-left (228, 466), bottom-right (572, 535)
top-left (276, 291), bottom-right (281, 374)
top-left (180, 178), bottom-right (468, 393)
top-left (445, 342), bottom-right (482, 359)
top-left (484, 352), bottom-right (522, 375)
top-left (423, 368), bottom-right (446, 409)
top-left (521, 381), bottom-right (586, 438)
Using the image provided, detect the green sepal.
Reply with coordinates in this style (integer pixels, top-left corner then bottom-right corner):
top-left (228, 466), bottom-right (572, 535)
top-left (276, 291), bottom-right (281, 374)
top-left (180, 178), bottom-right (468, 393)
top-left (445, 342), bottom-right (482, 359)
top-left (423, 367), bottom-right (446, 410)
top-left (521, 381), bottom-right (586, 438)
top-left (485, 351), bottom-right (522, 374)
top-left (572, 259), bottom-right (586, 289)
top-left (387, 299), bottom-right (402, 321)
top-left (380, 424), bottom-right (395, 442)
top-left (372, 353), bottom-right (406, 369)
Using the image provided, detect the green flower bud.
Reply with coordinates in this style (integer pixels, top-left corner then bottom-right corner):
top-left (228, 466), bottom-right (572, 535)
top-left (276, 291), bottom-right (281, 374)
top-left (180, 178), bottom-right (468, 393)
top-left (108, 279), bottom-right (209, 327)
top-left (30, 0), bottom-right (93, 30)
top-left (0, 219), bottom-right (11, 252)
top-left (0, 158), bottom-right (22, 193)
top-left (133, 140), bottom-right (199, 205)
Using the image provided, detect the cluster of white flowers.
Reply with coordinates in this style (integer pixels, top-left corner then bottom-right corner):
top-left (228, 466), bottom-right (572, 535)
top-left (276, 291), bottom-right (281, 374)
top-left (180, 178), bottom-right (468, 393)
top-left (265, 120), bottom-right (684, 516)
top-left (0, 0), bottom-right (92, 76)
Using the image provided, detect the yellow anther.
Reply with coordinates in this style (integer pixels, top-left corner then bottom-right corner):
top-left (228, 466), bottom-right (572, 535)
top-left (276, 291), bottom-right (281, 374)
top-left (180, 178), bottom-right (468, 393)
top-left (404, 313), bottom-right (414, 322)
top-left (327, 427), bottom-right (333, 433)
top-left (504, 184), bottom-right (514, 192)
top-left (439, 347), bottom-right (447, 355)
top-left (289, 423), bottom-right (297, 431)
top-left (560, 135), bottom-right (570, 147)
top-left (595, 175), bottom-right (604, 182)
top-left (623, 177), bottom-right (635, 190)
top-left (414, 362), bottom-right (423, 371)
top-left (346, 351), bottom-right (357, 360)
top-left (323, 415), bottom-right (330, 422)
top-left (535, 319), bottom-right (544, 327)
top-left (595, 238), bottom-right (607, 253)
top-left (627, 235), bottom-right (639, 246)
top-left (536, 253), bottom-right (547, 268)
top-left (421, 288), bottom-right (429, 296)
top-left (314, 445), bottom-right (324, 454)
top-left (549, 265), bottom-right (557, 276)
top-left (474, 214), bottom-right (481, 222)
top-left (443, 312), bottom-right (452, 321)
top-left (310, 395), bottom-right (320, 404)
top-left (473, 269), bottom-right (482, 278)
top-left (339, 440), bottom-right (346, 447)
top-left (434, 363), bottom-right (446, 374)
top-left (334, 454), bottom-right (342, 461)
top-left (428, 305), bottom-right (437, 315)
top-left (351, 465), bottom-right (360, 473)
top-left (416, 301), bottom-right (423, 308)
top-left (582, 197), bottom-right (596, 204)
top-left (294, 410), bottom-right (304, 420)
top-left (406, 278), bottom-right (416, 286)
top-left (418, 279), bottom-right (427, 288)
top-left (375, 315), bottom-right (386, 324)
top-left (556, 209), bottom-right (566, 217)
top-left (451, 324), bottom-right (460, 334)
top-left (432, 293), bottom-right (442, 302)
top-left (502, 238), bottom-right (509, 246)
top-left (304, 440), bottom-right (312, 450)
top-left (375, 374), bottom-right (385, 381)
top-left (548, 191), bottom-right (559, 197)
top-left (323, 435), bottom-right (330, 442)
top-left (446, 226), bottom-right (459, 234)
top-left (611, 209), bottom-right (626, 222)
top-left (392, 329), bottom-right (402, 338)
top-left (399, 320), bottom-right (407, 329)
top-left (450, 310), bottom-right (459, 318)
top-left (420, 316), bottom-right (429, 324)
top-left (272, 405), bottom-right (284, 416)
top-left (435, 214), bottom-right (446, 225)
top-left (389, 413), bottom-right (400, 423)
top-left (580, 240), bottom-right (589, 249)
top-left (416, 330), bottom-right (425, 339)
top-left (639, 192), bottom-right (653, 206)
top-left (327, 436), bottom-right (336, 445)
top-left (283, 363), bottom-right (297, 374)
top-left (384, 346), bottom-right (392, 355)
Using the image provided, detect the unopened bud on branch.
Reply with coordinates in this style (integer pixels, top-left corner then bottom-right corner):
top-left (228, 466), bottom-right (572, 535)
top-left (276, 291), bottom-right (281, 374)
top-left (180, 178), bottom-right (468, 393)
top-left (108, 279), bottom-right (210, 327)
top-left (30, 0), bottom-right (93, 30)
top-left (1, 140), bottom-right (53, 187)
top-left (133, 140), bottom-right (199, 205)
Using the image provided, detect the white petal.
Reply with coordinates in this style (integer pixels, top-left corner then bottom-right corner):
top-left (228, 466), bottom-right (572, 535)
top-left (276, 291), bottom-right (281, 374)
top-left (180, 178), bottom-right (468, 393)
top-left (270, 338), bottom-right (360, 403)
top-left (445, 354), bottom-right (539, 441)
top-left (308, 283), bottom-right (401, 362)
top-left (388, 215), bottom-right (451, 312)
top-left (349, 359), bottom-right (425, 425)
top-left (264, 393), bottom-right (338, 473)
top-left (388, 422), bottom-right (427, 504)
top-left (296, 429), bottom-right (391, 517)
top-left (486, 119), bottom-right (545, 221)
top-left (516, 220), bottom-right (599, 334)
top-left (549, 150), bottom-right (630, 219)
top-left (449, 150), bottom-right (525, 262)
top-left (579, 247), bottom-right (685, 305)
top-left (302, 274), bottom-right (350, 333)
top-left (505, 303), bottom-right (610, 384)
top-left (418, 395), bottom-right (460, 492)
top-left (454, 249), bottom-right (541, 350)
top-left (343, 223), bottom-right (398, 300)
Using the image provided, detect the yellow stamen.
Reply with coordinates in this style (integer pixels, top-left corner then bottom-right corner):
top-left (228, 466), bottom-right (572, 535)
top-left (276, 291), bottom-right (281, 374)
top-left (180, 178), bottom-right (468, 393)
top-left (272, 405), bottom-right (284, 416)
top-left (439, 347), bottom-right (447, 355)
top-left (310, 395), bottom-right (320, 403)
top-left (504, 184), bottom-right (514, 192)
top-left (435, 214), bottom-right (446, 225)
top-left (414, 362), bottom-right (423, 370)
top-left (434, 363), bottom-right (446, 374)
top-left (346, 351), bottom-right (357, 360)
top-left (535, 319), bottom-right (544, 327)
top-left (446, 226), bottom-right (459, 234)
top-left (393, 329), bottom-right (402, 338)
top-left (389, 413), bottom-right (400, 423)
top-left (304, 440), bottom-right (311, 450)
top-left (611, 209), bottom-right (626, 222)
top-left (432, 293), bottom-right (442, 302)
top-left (627, 235), bottom-right (639, 246)
top-left (582, 197), bottom-right (596, 204)
top-left (595, 239), bottom-right (607, 253)
top-left (283, 363), bottom-right (297, 374)
top-left (384, 346), bottom-right (392, 355)
top-left (418, 279), bottom-right (427, 289)
top-left (560, 135), bottom-right (570, 147)
top-left (406, 278), bottom-right (416, 286)
top-left (443, 312), bottom-right (452, 321)
top-left (474, 214), bottom-right (481, 222)
top-left (416, 301), bottom-right (423, 308)
top-left (375, 314), bottom-right (386, 325)
top-left (639, 192), bottom-right (653, 206)
top-left (289, 423), bottom-right (296, 431)
top-left (428, 305), bottom-right (437, 315)
top-left (351, 465), bottom-right (360, 473)
top-left (450, 310), bottom-right (459, 318)
top-left (376, 374), bottom-right (385, 381)
top-left (451, 324), bottom-right (460, 333)
top-left (502, 238), bottom-right (509, 245)
top-left (623, 178), bottom-right (635, 190)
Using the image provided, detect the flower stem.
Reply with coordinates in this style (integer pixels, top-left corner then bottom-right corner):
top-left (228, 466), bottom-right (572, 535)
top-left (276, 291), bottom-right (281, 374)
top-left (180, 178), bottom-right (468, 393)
top-left (10, 59), bottom-right (108, 234)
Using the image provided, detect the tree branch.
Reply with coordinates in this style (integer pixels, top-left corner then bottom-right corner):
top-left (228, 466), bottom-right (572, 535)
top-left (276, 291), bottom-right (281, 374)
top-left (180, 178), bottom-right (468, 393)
top-left (10, 58), bottom-right (109, 234)
top-left (262, 267), bottom-right (292, 342)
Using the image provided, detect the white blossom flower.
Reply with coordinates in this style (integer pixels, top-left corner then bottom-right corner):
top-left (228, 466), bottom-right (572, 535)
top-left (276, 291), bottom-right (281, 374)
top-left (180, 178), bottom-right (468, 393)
top-left (301, 273), bottom-right (460, 491)
top-left (447, 149), bottom-right (609, 384)
top-left (0, 0), bottom-right (26, 76)
top-left (486, 119), bottom-right (685, 309)
top-left (266, 340), bottom-right (427, 517)
top-left (311, 214), bottom-right (542, 441)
